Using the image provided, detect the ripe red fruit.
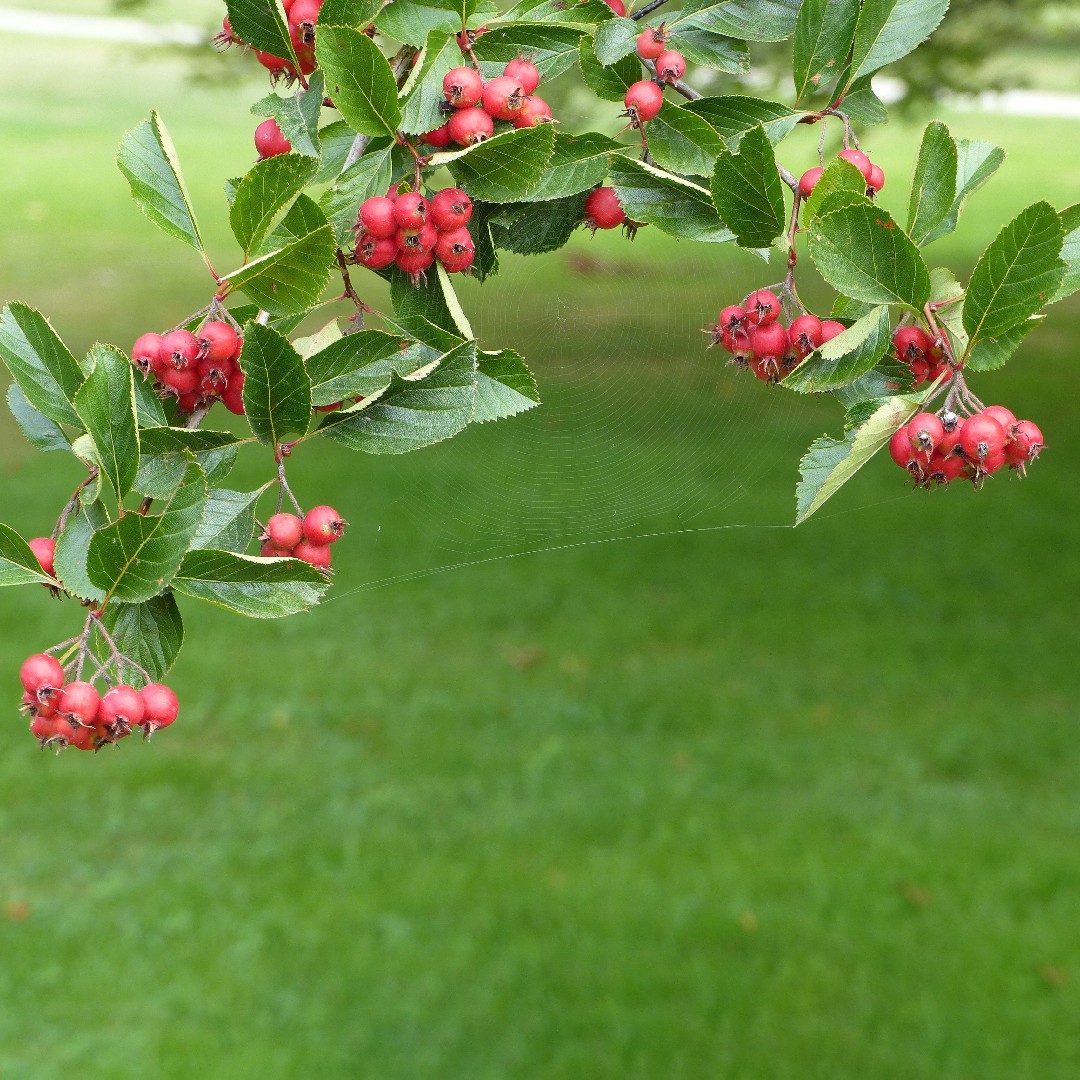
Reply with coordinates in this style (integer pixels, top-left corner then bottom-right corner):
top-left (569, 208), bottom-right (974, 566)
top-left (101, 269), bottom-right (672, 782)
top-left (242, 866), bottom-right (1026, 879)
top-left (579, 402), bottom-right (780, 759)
top-left (359, 196), bottom-right (399, 239)
top-left (198, 320), bottom-right (240, 364)
top-left (440, 247), bottom-right (475, 274)
top-left (447, 107), bottom-right (494, 146)
top-left (583, 186), bottom-right (626, 231)
top-left (434, 226), bottom-right (475, 265)
top-left (265, 513), bottom-right (304, 550)
top-left (654, 50), bottom-right (686, 84)
top-left (748, 321), bottom-right (788, 359)
top-left (140, 683), bottom-right (179, 733)
top-left (23, 689), bottom-right (56, 719)
top-left (396, 248), bottom-right (435, 277)
top-left (601, 0), bottom-right (626, 13)
top-left (132, 332), bottom-right (164, 374)
top-left (429, 188), bottom-right (473, 231)
top-left (222, 371), bottom-right (246, 415)
top-left (743, 289), bottom-right (780, 326)
top-left (56, 681), bottom-right (101, 728)
top-left (624, 80), bottom-right (664, 123)
top-left (889, 424), bottom-right (921, 474)
top-left (397, 223), bottom-right (439, 253)
top-left (798, 167), bottom-right (824, 198)
top-left (892, 325), bottom-right (932, 362)
top-left (198, 355), bottom-right (234, 395)
top-left (482, 75), bottom-right (526, 120)
top-left (926, 453), bottom-right (969, 485)
top-left (959, 413), bottom-right (1007, 463)
top-left (255, 50), bottom-right (292, 77)
top-left (354, 232), bottom-right (398, 271)
top-left (29, 537), bottom-right (56, 578)
top-left (393, 191), bottom-right (428, 229)
top-left (288, 0), bottom-right (321, 46)
top-left (160, 329), bottom-right (201, 369)
top-left (636, 26), bottom-right (670, 61)
top-left (32, 715), bottom-right (77, 749)
top-left (788, 314), bottom-right (823, 358)
top-left (512, 96), bottom-right (553, 128)
top-left (254, 118), bottom-right (291, 159)
top-left (907, 412), bottom-right (945, 457)
top-left (20, 653), bottom-right (65, 698)
top-left (837, 147), bottom-right (873, 181)
top-left (443, 66), bottom-right (484, 108)
top-left (819, 320), bottom-right (846, 344)
top-left (98, 684), bottom-right (145, 740)
top-left (294, 540), bottom-right (333, 570)
top-left (68, 723), bottom-right (99, 752)
top-left (421, 123), bottom-right (453, 148)
top-left (503, 57), bottom-right (540, 95)
top-left (867, 164), bottom-right (886, 192)
top-left (261, 539), bottom-right (293, 558)
top-left (161, 366), bottom-right (201, 395)
top-left (303, 505), bottom-right (346, 545)
top-left (716, 305), bottom-right (748, 338)
top-left (982, 405), bottom-right (1017, 431)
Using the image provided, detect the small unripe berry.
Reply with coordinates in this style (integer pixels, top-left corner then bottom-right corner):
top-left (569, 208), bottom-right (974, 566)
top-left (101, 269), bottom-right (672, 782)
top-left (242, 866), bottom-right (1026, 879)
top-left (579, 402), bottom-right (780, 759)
top-left (443, 66), bottom-right (484, 108)
top-left (654, 49), bottom-right (686, 84)
top-left (798, 167), bottom-right (824, 198)
top-left (583, 186), bottom-right (626, 231)
top-left (254, 118), bottom-right (291, 159)
top-left (837, 147), bottom-right (873, 181)
top-left (303, 505), bottom-right (346, 545)
top-left (447, 107), bottom-right (494, 146)
top-left (743, 289), bottom-right (780, 326)
top-left (503, 57), bottom-right (540, 95)
top-left (429, 188), bottom-right (473, 231)
top-left (265, 513), bottom-right (304, 550)
top-left (624, 80), bottom-right (664, 123)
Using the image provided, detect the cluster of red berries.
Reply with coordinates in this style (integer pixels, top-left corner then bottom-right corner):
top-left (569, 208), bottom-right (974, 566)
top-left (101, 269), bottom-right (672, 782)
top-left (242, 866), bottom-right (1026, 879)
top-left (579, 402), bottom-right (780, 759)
top-left (353, 186), bottom-right (475, 280)
top-left (799, 146), bottom-right (886, 198)
top-left (708, 289), bottom-right (846, 382)
top-left (424, 57), bottom-right (552, 149)
top-left (259, 506), bottom-right (346, 571)
top-left (892, 324), bottom-right (953, 387)
top-left (216, 0), bottom-right (324, 81)
top-left (131, 320), bottom-right (245, 415)
top-left (20, 653), bottom-right (179, 754)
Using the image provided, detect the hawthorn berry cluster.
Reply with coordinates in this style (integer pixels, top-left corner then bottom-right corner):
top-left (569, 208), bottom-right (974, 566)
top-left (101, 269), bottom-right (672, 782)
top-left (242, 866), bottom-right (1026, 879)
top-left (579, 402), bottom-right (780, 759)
top-left (353, 186), bottom-right (475, 278)
top-left (259, 506), bottom-right (346, 570)
top-left (889, 406), bottom-right (1044, 487)
top-left (799, 146), bottom-right (886, 198)
top-left (892, 324), bottom-right (952, 388)
top-left (707, 289), bottom-right (846, 383)
top-left (20, 652), bottom-right (179, 754)
top-left (217, 0), bottom-right (325, 81)
top-left (132, 319), bottom-right (245, 415)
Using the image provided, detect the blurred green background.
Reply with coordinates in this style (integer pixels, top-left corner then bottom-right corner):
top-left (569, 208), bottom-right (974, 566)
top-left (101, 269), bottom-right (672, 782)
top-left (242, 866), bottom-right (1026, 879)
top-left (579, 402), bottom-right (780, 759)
top-left (2, 5), bottom-right (1080, 1078)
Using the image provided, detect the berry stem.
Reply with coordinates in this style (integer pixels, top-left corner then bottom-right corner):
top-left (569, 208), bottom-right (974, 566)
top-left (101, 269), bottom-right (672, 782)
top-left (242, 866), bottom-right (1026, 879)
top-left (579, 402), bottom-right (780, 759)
top-left (53, 467), bottom-right (100, 541)
top-left (335, 248), bottom-right (374, 328)
top-left (631, 0), bottom-right (670, 20)
top-left (640, 57), bottom-right (700, 101)
top-left (275, 456), bottom-right (304, 515)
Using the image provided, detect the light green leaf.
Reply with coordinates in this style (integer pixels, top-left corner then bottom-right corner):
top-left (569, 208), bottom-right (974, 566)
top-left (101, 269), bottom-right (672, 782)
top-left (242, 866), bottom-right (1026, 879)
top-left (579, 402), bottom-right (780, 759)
top-left (670, 0), bottom-right (799, 42)
top-left (134, 429), bottom-right (244, 501)
top-left (490, 192), bottom-right (589, 255)
top-left (684, 96), bottom-right (801, 151)
top-left (306, 329), bottom-right (410, 405)
top-left (578, 35), bottom-right (640, 101)
top-left (966, 318), bottom-right (1040, 373)
top-left (513, 132), bottom-right (622, 203)
top-left (920, 138), bottom-right (1004, 246)
top-left (1050, 203), bottom-right (1080, 304)
top-left (231, 154), bottom-right (320, 256)
top-left (7, 383), bottom-right (69, 453)
top-left (398, 32), bottom-right (462, 136)
top-left (0, 303), bottom-right (85, 427)
top-left (321, 0), bottom-right (384, 28)
top-left (0, 524), bottom-right (54, 587)
top-left (474, 349), bottom-right (541, 422)
top-left (847, 0), bottom-right (950, 84)
top-left (803, 156), bottom-right (866, 224)
top-left (224, 0), bottom-right (297, 66)
top-left (674, 31), bottom-right (750, 74)
top-left (648, 104), bottom-right (727, 179)
top-left (710, 123), bottom-right (786, 247)
top-left (317, 25), bottom-right (401, 137)
top-left (191, 487), bottom-right (266, 553)
top-left (473, 22), bottom-right (586, 80)
top-left (320, 141), bottom-right (395, 246)
top-left (593, 16), bottom-right (638, 64)
top-left (782, 306), bottom-right (891, 393)
top-left (74, 344), bottom-right (139, 501)
top-left (907, 120), bottom-right (958, 246)
top-left (240, 323), bottom-right (313, 446)
top-left (250, 72), bottom-right (325, 159)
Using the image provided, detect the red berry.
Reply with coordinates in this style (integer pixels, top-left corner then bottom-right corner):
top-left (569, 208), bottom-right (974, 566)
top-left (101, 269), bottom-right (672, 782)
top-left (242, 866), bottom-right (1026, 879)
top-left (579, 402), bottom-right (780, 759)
top-left (743, 289), bottom-right (780, 326)
top-left (434, 226), bottom-right (475, 265)
top-left (892, 325), bottom-right (932, 362)
top-left (359, 195), bottom-right (399, 239)
top-left (819, 320), bottom-right (846, 344)
top-left (440, 247), bottom-right (475, 274)
top-left (132, 332), bottom-right (164, 375)
top-left (867, 164), bottom-right (885, 192)
top-left (23, 689), bottom-right (55, 719)
top-left (907, 412), bottom-right (945, 458)
top-left (31, 714), bottom-right (77, 749)
top-left (396, 224), bottom-right (438, 253)
top-left (748, 321), bottom-right (788, 359)
top-left (982, 405), bottom-right (1017, 431)
top-left (68, 723), bottom-right (99, 752)
top-left (788, 314), bottom-right (823, 358)
top-left (635, 26), bottom-right (670, 61)
top-left (396, 248), bottom-right (435, 278)
top-left (161, 366), bottom-right (200, 396)
top-left (654, 49), bottom-right (686, 84)
top-left (354, 232), bottom-right (399, 271)
top-left (98, 684), bottom-right (144, 740)
top-left (583, 186), bottom-right (626, 231)
top-left (393, 192), bottom-right (428, 230)
top-left (222, 372), bottom-right (246, 415)
top-left (140, 683), bottom-right (179, 733)
top-left (255, 50), bottom-right (292, 76)
top-left (837, 147), bottom-right (873, 181)
top-left (20, 653), bottom-right (65, 698)
top-left (198, 320), bottom-right (239, 364)
top-left (716, 305), bottom-right (748, 338)
top-left (294, 540), bottom-right (333, 570)
top-left (1007, 419), bottom-right (1044, 464)
top-left (302, 505), bottom-right (346, 545)
top-left (429, 188), bottom-right (473, 231)
top-left (503, 57), bottom-right (540, 95)
top-left (255, 118), bottom-right (291, 159)
top-left (447, 107), bottom-right (494, 146)
top-left (926, 453), bottom-right (969, 486)
top-left (265, 513), bottom-right (304, 550)
top-left (959, 413), bottom-right (1007, 463)
top-left (56, 681), bottom-right (101, 728)
top-left (601, 0), bottom-right (626, 13)
top-left (28, 537), bottom-right (56, 578)
top-left (889, 424), bottom-right (921, 474)
top-left (936, 414), bottom-right (965, 459)
top-left (511, 95), bottom-right (553, 128)
top-left (482, 75), bottom-right (526, 121)
top-left (160, 329), bottom-right (201, 369)
top-left (421, 124), bottom-right (452, 148)
top-left (443, 66), bottom-right (484, 108)
top-left (624, 80), bottom-right (664, 123)
top-left (798, 167), bottom-right (824, 198)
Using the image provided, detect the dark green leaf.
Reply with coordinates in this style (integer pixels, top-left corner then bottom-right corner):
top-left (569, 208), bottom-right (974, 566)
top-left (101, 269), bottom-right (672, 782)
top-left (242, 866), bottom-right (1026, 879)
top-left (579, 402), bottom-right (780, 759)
top-left (53, 500), bottom-right (109, 601)
top-left (465, 200), bottom-right (500, 281)
top-left (840, 73), bottom-right (888, 126)
top-left (669, 0), bottom-right (799, 42)
top-left (97, 595), bottom-right (184, 684)
top-left (306, 329), bottom-right (411, 405)
top-left (7, 382), bottom-right (69, 453)
top-left (250, 72), bottom-right (325, 159)
top-left (809, 196), bottom-right (931, 309)
top-left (578, 35), bottom-right (640, 102)
top-left (74, 344), bottom-right (139, 501)
top-left (921, 139), bottom-right (1005, 246)
top-left (231, 154), bottom-right (319, 256)
top-left (87, 462), bottom-right (207, 604)
top-left (320, 0), bottom-right (384, 27)
top-left (674, 31), bottom-right (750, 74)
top-left (173, 549), bottom-right (330, 618)
top-left (441, 125), bottom-right (556, 203)
top-left (474, 349), bottom-right (541, 422)
top-left (710, 124), bottom-right (785, 247)
top-left (224, 0), bottom-right (297, 65)
top-left (240, 323), bottom-right (313, 446)
top-left (593, 16), bottom-right (638, 64)
top-left (907, 119), bottom-right (958, 246)
top-left (648, 104), bottom-right (727, 178)
top-left (0, 524), bottom-right (54, 587)
top-left (782, 306), bottom-right (891, 393)
top-left (513, 131), bottom-right (622, 203)
top-left (116, 111), bottom-right (205, 255)
top-left (473, 23), bottom-right (586, 80)
top-left (317, 25), bottom-right (401, 137)
top-left (683, 96), bottom-right (800, 151)
top-left (315, 119), bottom-right (365, 184)
top-left (610, 157), bottom-right (732, 242)
top-left (0, 303), bottom-right (85, 427)
top-left (1052, 204), bottom-right (1080, 304)
top-left (793, 0), bottom-right (859, 103)
top-left (398, 31), bottom-right (462, 136)
top-left (847, 0), bottom-right (949, 84)
top-left (803, 156), bottom-right (866, 223)
top-left (133, 375), bottom-right (168, 429)
top-left (499, 0), bottom-right (613, 23)
top-left (190, 487), bottom-right (264, 553)
top-left (376, 0), bottom-right (463, 46)
top-left (491, 192), bottom-right (589, 255)
top-left (966, 318), bottom-right (1039, 373)
top-left (135, 429), bottom-right (244, 501)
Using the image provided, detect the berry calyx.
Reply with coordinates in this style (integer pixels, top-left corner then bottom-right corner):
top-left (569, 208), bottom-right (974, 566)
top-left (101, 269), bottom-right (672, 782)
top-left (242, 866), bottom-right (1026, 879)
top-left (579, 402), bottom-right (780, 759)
top-left (447, 107), bottom-right (494, 147)
top-left (654, 50), bottom-right (686, 84)
top-left (635, 25), bottom-right (670, 61)
top-left (160, 329), bottom-right (201, 369)
top-left (743, 289), bottom-right (780, 326)
top-left (443, 66), bottom-right (484, 109)
top-left (434, 226), bottom-right (475, 265)
top-left (302, 505), bottom-right (347, 545)
top-left (788, 314), bottom-right (823, 358)
top-left (583, 186), bottom-right (626, 231)
top-left (98, 685), bottom-right (144, 741)
top-left (20, 653), bottom-right (65, 699)
top-left (482, 75), bottom-right (526, 121)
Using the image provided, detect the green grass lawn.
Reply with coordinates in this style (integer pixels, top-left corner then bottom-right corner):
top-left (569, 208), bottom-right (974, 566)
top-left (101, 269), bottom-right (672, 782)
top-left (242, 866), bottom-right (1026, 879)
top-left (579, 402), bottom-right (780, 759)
top-left (1, 29), bottom-right (1079, 1080)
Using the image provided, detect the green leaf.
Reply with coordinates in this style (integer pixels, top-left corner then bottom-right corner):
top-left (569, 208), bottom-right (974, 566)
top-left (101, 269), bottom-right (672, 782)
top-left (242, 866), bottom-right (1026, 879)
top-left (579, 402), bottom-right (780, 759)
top-left (317, 25), bottom-right (401, 137)
top-left (97, 595), bottom-right (184, 684)
top-left (320, 0), bottom-right (384, 27)
top-left (796, 394), bottom-right (924, 524)
top-left (0, 303), bottom-right (85, 427)
top-left (314, 119), bottom-right (365, 184)
top-left (499, 0), bottom-right (613, 23)
top-left (473, 23), bottom-right (586, 80)
top-left (648, 104), bottom-right (727, 179)
top-left (921, 139), bottom-right (1005, 247)
top-left (7, 381), bottom-right (69, 453)
top-left (593, 16), bottom-right (638, 64)
top-left (962, 201), bottom-right (1064, 353)
top-left (491, 192), bottom-right (589, 255)
top-left (239, 323), bottom-right (313, 446)
top-left (133, 375), bottom-right (168, 429)
top-left (474, 349), bottom-right (541, 422)
top-left (512, 132), bottom-right (621, 204)
top-left (52, 500), bottom-right (108, 601)
top-left (782, 306), bottom-right (891, 393)
top-left (319, 141), bottom-right (394, 246)
top-left (683, 96), bottom-right (800, 151)
top-left (907, 119), bottom-right (958, 246)
top-left (840, 74), bottom-right (888, 126)
top-left (321, 339), bottom-right (477, 453)
top-left (0, 524), bottom-right (54, 587)
top-left (674, 31), bottom-right (750, 74)
top-left (134, 429), bottom-right (243, 501)
top-left (966, 318), bottom-right (1040, 373)
top-left (116, 111), bottom-right (205, 255)
top-left (610, 157), bottom-right (732, 243)
top-left (224, 0), bottom-right (297, 65)
top-left (251, 72), bottom-right (325, 159)
top-left (669, 0), bottom-right (799, 42)
top-left (809, 196), bottom-right (931, 309)
top-left (376, 0), bottom-right (463, 46)
top-left (710, 124), bottom-right (785, 247)
top-left (929, 265), bottom-right (967, 354)
top-left (87, 462), bottom-right (208, 604)
top-left (190, 487), bottom-right (264, 553)
top-left (847, 0), bottom-right (950, 84)
top-left (441, 125), bottom-right (556, 203)
top-left (578, 35), bottom-right (640, 102)
top-left (173, 550), bottom-right (330, 618)
top-left (73, 344), bottom-right (139, 501)
top-left (231, 154), bottom-right (319, 256)
top-left (398, 32), bottom-right (462, 136)
top-left (793, 0), bottom-right (859, 103)
top-left (803, 156), bottom-right (866, 223)
top-left (1052, 203), bottom-right (1080, 304)
top-left (306, 329), bottom-right (410, 405)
